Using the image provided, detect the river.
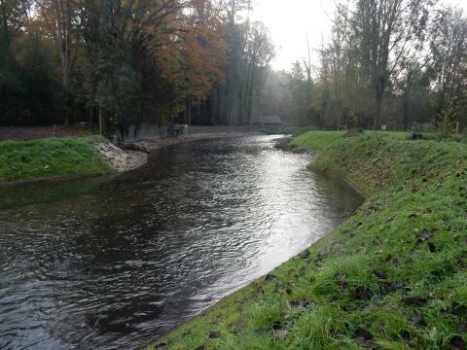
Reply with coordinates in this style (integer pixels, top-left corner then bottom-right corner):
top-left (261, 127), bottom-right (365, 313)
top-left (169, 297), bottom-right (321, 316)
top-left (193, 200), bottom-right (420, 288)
top-left (0, 136), bottom-right (363, 349)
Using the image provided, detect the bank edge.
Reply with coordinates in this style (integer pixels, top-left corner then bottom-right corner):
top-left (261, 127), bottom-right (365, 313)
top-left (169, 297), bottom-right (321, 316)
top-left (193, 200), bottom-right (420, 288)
top-left (154, 131), bottom-right (467, 350)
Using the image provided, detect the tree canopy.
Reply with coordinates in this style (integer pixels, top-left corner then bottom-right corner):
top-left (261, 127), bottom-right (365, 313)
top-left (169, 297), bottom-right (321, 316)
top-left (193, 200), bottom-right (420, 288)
top-left (258, 0), bottom-right (467, 132)
top-left (0, 0), bottom-right (274, 128)
top-left (2, 0), bottom-right (465, 132)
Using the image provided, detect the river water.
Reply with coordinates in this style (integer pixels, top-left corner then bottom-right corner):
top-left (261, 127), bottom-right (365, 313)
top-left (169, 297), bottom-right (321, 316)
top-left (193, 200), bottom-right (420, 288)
top-left (0, 136), bottom-right (363, 349)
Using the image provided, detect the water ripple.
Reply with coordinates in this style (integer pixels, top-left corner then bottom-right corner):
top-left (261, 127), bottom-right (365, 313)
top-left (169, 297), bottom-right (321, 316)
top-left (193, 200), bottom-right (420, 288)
top-left (0, 136), bottom-right (362, 349)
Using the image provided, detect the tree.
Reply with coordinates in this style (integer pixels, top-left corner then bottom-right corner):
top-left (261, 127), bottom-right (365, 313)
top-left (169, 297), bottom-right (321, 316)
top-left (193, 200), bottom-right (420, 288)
top-left (332, 0), bottom-right (435, 128)
top-left (428, 7), bottom-right (467, 125)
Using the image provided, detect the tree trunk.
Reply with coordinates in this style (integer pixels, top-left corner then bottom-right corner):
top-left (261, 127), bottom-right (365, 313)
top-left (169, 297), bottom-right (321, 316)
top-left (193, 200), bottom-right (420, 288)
top-left (187, 98), bottom-right (192, 125)
top-left (99, 104), bottom-right (103, 135)
top-left (374, 87), bottom-right (383, 130)
top-left (402, 72), bottom-right (412, 131)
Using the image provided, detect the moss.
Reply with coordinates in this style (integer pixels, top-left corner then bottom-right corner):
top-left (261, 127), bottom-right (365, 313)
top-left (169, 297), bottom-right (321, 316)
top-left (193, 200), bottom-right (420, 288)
top-left (0, 136), bottom-right (111, 182)
top-left (152, 132), bottom-right (467, 350)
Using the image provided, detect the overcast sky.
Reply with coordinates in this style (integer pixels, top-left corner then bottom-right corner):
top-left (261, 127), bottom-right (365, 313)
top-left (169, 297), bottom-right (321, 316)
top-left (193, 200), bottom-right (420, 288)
top-left (250, 0), bottom-right (467, 71)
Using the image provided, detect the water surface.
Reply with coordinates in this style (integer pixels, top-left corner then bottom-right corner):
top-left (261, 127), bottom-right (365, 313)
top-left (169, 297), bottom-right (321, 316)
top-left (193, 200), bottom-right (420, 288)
top-left (0, 136), bottom-right (362, 349)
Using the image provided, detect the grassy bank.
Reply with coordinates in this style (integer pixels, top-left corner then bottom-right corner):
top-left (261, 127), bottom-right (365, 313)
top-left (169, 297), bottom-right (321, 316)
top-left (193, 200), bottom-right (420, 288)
top-left (0, 136), bottom-right (111, 182)
top-left (290, 131), bottom-right (345, 151)
top-left (290, 130), bottom-right (409, 152)
top-left (154, 132), bottom-right (467, 349)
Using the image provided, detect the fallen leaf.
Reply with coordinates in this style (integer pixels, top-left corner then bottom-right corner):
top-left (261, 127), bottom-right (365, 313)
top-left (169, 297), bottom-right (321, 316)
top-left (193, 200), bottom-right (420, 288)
top-left (373, 270), bottom-right (387, 279)
top-left (354, 286), bottom-right (373, 300)
top-left (208, 331), bottom-right (220, 339)
top-left (265, 274), bottom-right (277, 282)
top-left (417, 230), bottom-right (433, 243)
top-left (410, 314), bottom-right (426, 327)
top-left (354, 327), bottom-right (373, 348)
top-left (402, 296), bottom-right (427, 307)
top-left (450, 336), bottom-right (466, 350)
top-left (273, 329), bottom-right (289, 340)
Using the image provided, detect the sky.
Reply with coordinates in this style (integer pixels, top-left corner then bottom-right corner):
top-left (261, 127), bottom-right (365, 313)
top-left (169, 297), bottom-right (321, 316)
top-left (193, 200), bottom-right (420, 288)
top-left (250, 0), bottom-right (467, 71)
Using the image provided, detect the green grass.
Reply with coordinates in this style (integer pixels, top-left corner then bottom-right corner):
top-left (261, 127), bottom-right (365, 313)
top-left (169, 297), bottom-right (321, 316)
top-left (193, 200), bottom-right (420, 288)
top-left (153, 132), bottom-right (467, 350)
top-left (290, 131), bottom-right (345, 151)
top-left (0, 136), bottom-right (111, 182)
top-left (290, 130), bottom-right (409, 152)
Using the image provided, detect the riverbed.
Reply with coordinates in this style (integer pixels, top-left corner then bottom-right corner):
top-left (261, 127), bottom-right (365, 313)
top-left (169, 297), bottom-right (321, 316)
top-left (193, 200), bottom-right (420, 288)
top-left (0, 136), bottom-right (363, 349)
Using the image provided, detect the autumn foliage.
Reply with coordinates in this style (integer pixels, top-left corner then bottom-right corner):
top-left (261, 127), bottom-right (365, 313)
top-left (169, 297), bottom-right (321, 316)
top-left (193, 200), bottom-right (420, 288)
top-left (0, 0), bottom-right (273, 128)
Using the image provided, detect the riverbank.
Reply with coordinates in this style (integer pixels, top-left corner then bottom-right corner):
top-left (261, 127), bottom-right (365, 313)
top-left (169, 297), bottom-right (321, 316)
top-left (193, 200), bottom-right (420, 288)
top-left (0, 136), bottom-right (147, 183)
top-left (153, 132), bottom-right (467, 349)
top-left (122, 127), bottom-right (262, 153)
top-left (0, 126), bottom-right (261, 184)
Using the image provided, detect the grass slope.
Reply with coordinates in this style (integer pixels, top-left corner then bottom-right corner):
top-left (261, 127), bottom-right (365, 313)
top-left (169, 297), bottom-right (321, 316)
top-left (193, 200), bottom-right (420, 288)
top-left (154, 132), bottom-right (467, 350)
top-left (290, 131), bottom-right (345, 151)
top-left (0, 136), bottom-right (111, 182)
top-left (290, 131), bottom-right (408, 152)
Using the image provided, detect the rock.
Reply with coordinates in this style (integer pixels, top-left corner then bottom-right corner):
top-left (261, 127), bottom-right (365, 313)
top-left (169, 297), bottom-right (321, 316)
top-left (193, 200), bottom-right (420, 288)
top-left (94, 139), bottom-right (147, 172)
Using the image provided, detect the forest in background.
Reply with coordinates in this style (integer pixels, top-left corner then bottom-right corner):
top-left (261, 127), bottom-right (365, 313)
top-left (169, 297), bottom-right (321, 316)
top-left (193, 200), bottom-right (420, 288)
top-left (1, 0), bottom-right (466, 132)
top-left (0, 0), bottom-right (274, 128)
top-left (260, 0), bottom-right (467, 132)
